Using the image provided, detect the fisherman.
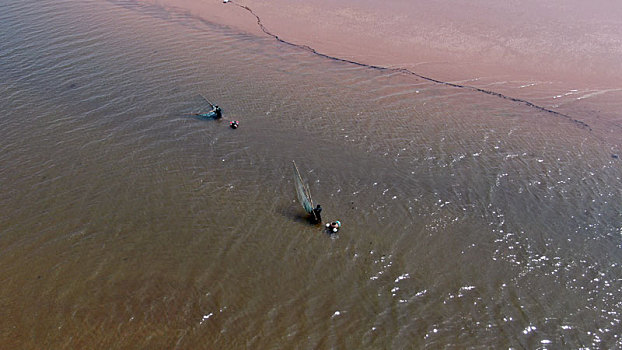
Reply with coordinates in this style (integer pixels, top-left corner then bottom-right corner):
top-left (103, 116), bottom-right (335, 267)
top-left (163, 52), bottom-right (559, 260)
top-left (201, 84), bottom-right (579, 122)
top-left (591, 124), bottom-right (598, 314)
top-left (212, 105), bottom-right (222, 119)
top-left (193, 104), bottom-right (222, 119)
top-left (312, 204), bottom-right (322, 223)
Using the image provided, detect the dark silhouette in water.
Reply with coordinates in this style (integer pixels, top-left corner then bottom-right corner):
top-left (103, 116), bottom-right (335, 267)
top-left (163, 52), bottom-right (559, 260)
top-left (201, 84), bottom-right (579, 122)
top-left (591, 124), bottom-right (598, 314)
top-left (212, 105), bottom-right (222, 119)
top-left (311, 204), bottom-right (322, 224)
top-left (192, 105), bottom-right (222, 119)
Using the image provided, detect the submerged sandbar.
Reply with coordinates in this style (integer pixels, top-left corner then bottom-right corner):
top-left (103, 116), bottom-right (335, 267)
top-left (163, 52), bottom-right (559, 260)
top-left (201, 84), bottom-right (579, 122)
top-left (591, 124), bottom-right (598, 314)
top-left (142, 0), bottom-right (622, 135)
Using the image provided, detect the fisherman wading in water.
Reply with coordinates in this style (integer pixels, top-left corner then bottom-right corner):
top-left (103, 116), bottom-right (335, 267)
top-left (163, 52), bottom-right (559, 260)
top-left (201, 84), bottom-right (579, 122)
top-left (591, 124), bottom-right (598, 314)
top-left (193, 104), bottom-right (222, 119)
top-left (194, 94), bottom-right (223, 119)
top-left (210, 105), bottom-right (222, 119)
top-left (312, 204), bottom-right (322, 224)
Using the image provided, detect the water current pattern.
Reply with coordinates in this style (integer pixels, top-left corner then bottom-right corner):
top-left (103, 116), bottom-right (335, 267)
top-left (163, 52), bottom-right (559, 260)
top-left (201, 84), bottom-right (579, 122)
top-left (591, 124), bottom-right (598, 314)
top-left (1, 0), bottom-right (621, 348)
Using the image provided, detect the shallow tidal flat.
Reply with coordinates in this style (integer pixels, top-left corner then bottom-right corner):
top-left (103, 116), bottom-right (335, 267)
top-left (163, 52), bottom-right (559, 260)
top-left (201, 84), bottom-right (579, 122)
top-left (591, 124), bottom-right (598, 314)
top-left (0, 0), bottom-right (621, 348)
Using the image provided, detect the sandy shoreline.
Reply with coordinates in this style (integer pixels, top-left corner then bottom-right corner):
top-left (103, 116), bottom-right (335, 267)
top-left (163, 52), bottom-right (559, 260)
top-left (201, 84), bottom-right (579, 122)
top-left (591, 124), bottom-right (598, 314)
top-left (142, 0), bottom-right (622, 134)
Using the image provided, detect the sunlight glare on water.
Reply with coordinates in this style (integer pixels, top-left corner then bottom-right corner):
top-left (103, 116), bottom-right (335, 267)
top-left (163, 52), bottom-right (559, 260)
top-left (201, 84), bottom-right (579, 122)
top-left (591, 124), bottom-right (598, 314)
top-left (0, 0), bottom-right (621, 348)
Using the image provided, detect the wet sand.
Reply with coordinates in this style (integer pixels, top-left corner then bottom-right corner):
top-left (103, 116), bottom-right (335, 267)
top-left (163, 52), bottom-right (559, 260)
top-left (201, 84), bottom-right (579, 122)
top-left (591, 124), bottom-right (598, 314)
top-left (229, 0), bottom-right (622, 83)
top-left (143, 0), bottom-right (622, 140)
top-left (145, 0), bottom-right (622, 79)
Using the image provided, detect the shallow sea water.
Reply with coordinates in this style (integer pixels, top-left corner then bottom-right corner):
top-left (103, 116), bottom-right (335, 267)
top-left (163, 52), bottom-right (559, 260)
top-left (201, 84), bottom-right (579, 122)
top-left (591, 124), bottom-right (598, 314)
top-left (1, 0), bottom-right (621, 348)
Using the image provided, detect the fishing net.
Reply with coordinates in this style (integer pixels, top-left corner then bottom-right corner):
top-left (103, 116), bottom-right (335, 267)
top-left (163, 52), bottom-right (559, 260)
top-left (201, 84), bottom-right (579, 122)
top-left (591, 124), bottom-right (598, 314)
top-left (292, 161), bottom-right (314, 214)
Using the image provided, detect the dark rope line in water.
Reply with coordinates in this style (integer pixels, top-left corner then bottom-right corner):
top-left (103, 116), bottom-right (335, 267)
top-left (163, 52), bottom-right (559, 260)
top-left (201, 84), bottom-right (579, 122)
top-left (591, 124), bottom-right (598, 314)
top-left (230, 1), bottom-right (592, 131)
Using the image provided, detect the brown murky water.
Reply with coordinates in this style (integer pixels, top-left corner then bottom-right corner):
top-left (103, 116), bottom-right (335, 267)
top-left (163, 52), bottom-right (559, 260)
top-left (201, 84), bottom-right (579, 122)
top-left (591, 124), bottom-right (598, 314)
top-left (1, 0), bottom-right (621, 348)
